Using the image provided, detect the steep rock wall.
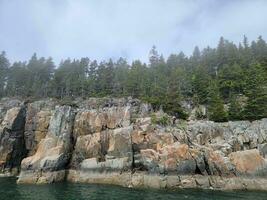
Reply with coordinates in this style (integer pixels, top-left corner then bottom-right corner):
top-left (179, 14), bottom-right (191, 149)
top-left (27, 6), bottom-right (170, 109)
top-left (0, 97), bottom-right (267, 190)
top-left (0, 99), bottom-right (27, 175)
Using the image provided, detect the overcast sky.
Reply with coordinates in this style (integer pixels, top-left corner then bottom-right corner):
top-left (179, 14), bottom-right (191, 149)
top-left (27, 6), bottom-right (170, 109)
top-left (0, 0), bottom-right (267, 64)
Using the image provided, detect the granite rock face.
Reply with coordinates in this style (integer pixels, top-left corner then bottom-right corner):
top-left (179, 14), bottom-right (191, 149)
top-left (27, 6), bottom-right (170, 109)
top-left (0, 99), bottom-right (27, 175)
top-left (18, 105), bottom-right (75, 183)
top-left (1, 97), bottom-right (267, 190)
top-left (24, 100), bottom-right (56, 156)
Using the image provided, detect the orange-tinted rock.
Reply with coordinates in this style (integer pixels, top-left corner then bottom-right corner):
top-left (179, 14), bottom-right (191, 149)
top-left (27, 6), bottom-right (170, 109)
top-left (132, 129), bottom-right (174, 152)
top-left (229, 149), bottom-right (266, 174)
top-left (160, 143), bottom-right (191, 160)
top-left (24, 100), bottom-right (55, 155)
top-left (0, 105), bottom-right (27, 174)
top-left (73, 107), bottom-right (131, 139)
top-left (18, 106), bottom-right (75, 183)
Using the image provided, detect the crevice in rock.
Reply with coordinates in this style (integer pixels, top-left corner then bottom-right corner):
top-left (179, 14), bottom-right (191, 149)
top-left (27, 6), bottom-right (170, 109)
top-left (130, 131), bottom-right (135, 172)
top-left (64, 108), bottom-right (78, 171)
top-left (2, 103), bottom-right (29, 174)
top-left (203, 154), bottom-right (211, 175)
top-left (99, 130), bottom-right (109, 162)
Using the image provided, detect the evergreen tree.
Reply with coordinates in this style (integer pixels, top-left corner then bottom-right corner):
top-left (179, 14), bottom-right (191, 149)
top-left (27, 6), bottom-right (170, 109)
top-left (163, 70), bottom-right (188, 119)
top-left (1, 35), bottom-right (267, 122)
top-left (192, 66), bottom-right (211, 104)
top-left (5, 62), bottom-right (28, 97)
top-left (228, 94), bottom-right (243, 120)
top-left (218, 63), bottom-right (244, 99)
top-left (243, 63), bottom-right (267, 120)
top-left (192, 46), bottom-right (201, 62)
top-left (0, 51), bottom-right (9, 97)
top-left (149, 45), bottom-right (159, 67)
top-left (207, 81), bottom-right (228, 122)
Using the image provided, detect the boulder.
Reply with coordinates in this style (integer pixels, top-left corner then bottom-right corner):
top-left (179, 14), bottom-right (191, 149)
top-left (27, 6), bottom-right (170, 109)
top-left (229, 149), bottom-right (267, 176)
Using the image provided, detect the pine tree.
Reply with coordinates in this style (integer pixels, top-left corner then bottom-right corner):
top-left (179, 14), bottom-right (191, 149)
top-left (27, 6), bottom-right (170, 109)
top-left (163, 71), bottom-right (188, 119)
top-left (243, 63), bottom-right (267, 120)
top-left (218, 63), bottom-right (244, 99)
top-left (192, 46), bottom-right (201, 62)
top-left (0, 51), bottom-right (9, 97)
top-left (192, 66), bottom-right (211, 104)
top-left (228, 94), bottom-right (243, 120)
top-left (207, 81), bottom-right (228, 122)
top-left (5, 61), bottom-right (28, 97)
top-left (149, 45), bottom-right (159, 67)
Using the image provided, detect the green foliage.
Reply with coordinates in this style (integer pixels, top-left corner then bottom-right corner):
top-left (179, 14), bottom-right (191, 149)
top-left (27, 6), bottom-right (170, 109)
top-left (192, 66), bottom-right (211, 104)
top-left (162, 69), bottom-right (188, 119)
top-left (218, 63), bottom-right (244, 99)
top-left (228, 94), bottom-right (244, 120)
top-left (207, 82), bottom-right (228, 122)
top-left (151, 113), bottom-right (170, 126)
top-left (0, 51), bottom-right (9, 97)
top-left (1, 36), bottom-right (267, 121)
top-left (242, 63), bottom-right (267, 120)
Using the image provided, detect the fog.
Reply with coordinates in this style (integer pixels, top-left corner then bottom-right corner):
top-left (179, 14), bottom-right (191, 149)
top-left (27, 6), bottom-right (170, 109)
top-left (0, 0), bottom-right (267, 63)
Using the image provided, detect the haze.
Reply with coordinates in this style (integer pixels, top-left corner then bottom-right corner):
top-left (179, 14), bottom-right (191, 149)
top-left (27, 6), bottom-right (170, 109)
top-left (0, 0), bottom-right (267, 63)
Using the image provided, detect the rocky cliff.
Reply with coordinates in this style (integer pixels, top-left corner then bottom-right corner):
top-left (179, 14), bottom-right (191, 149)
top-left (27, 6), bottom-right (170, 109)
top-left (1, 97), bottom-right (267, 190)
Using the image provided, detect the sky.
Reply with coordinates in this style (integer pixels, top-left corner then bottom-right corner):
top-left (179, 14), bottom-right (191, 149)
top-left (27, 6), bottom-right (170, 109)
top-left (0, 0), bottom-right (267, 64)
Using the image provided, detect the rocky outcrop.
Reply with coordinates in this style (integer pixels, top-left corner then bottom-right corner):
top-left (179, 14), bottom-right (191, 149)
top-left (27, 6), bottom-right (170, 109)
top-left (1, 97), bottom-right (267, 190)
top-left (229, 149), bottom-right (267, 176)
top-left (17, 105), bottom-right (75, 183)
top-left (0, 99), bottom-right (27, 175)
top-left (24, 100), bottom-right (56, 156)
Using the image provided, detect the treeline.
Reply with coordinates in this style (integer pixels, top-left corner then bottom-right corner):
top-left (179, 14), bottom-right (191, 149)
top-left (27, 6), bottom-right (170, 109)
top-left (0, 36), bottom-right (267, 121)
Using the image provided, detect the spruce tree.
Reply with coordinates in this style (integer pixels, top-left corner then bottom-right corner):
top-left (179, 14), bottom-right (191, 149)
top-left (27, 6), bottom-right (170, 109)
top-left (243, 63), bottom-right (267, 120)
top-left (207, 81), bottom-right (228, 122)
top-left (163, 71), bottom-right (188, 119)
top-left (0, 51), bottom-right (9, 97)
top-left (228, 94), bottom-right (243, 120)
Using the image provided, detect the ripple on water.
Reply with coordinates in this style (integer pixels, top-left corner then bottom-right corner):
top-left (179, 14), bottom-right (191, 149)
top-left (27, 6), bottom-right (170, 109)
top-left (1, 177), bottom-right (267, 200)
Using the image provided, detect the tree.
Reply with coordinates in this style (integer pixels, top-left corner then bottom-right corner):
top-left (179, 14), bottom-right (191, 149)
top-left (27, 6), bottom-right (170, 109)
top-left (5, 62), bottom-right (28, 97)
top-left (149, 45), bottom-right (159, 67)
top-left (1, 35), bottom-right (267, 123)
top-left (87, 60), bottom-right (98, 96)
top-left (113, 58), bottom-right (129, 96)
top-left (207, 81), bottom-right (228, 122)
top-left (126, 60), bottom-right (147, 98)
top-left (192, 66), bottom-right (211, 104)
top-left (162, 70), bottom-right (188, 119)
top-left (0, 51), bottom-right (9, 97)
top-left (228, 94), bottom-right (244, 120)
top-left (242, 63), bottom-right (267, 120)
top-left (192, 46), bottom-right (201, 62)
top-left (94, 59), bottom-right (115, 96)
top-left (218, 63), bottom-right (244, 99)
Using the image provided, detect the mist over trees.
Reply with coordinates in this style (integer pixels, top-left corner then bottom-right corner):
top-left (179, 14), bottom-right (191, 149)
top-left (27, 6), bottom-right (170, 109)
top-left (1, 36), bottom-right (267, 121)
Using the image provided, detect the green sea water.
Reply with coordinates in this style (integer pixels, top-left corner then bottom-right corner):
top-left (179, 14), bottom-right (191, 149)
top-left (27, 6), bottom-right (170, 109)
top-left (1, 177), bottom-right (267, 200)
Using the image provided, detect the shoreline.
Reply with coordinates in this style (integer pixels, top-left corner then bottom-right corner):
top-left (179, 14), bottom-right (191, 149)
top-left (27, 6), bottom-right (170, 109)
top-left (66, 170), bottom-right (267, 191)
top-left (12, 170), bottom-right (267, 191)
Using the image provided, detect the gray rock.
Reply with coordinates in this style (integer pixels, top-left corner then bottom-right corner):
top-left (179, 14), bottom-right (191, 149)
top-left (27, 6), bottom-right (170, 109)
top-left (0, 103), bottom-right (27, 174)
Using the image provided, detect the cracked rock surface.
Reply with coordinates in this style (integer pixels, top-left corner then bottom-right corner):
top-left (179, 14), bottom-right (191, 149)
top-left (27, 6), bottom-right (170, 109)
top-left (1, 97), bottom-right (267, 190)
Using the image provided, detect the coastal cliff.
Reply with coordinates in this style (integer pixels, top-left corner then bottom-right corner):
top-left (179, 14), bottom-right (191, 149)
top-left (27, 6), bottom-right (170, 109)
top-left (1, 97), bottom-right (267, 190)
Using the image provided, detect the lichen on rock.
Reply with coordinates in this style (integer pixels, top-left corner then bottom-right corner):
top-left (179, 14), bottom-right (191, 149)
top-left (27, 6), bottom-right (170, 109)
top-left (0, 97), bottom-right (267, 190)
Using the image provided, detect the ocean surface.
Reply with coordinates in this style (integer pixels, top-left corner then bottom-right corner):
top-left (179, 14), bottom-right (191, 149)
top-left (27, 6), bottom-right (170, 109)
top-left (1, 177), bottom-right (267, 200)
